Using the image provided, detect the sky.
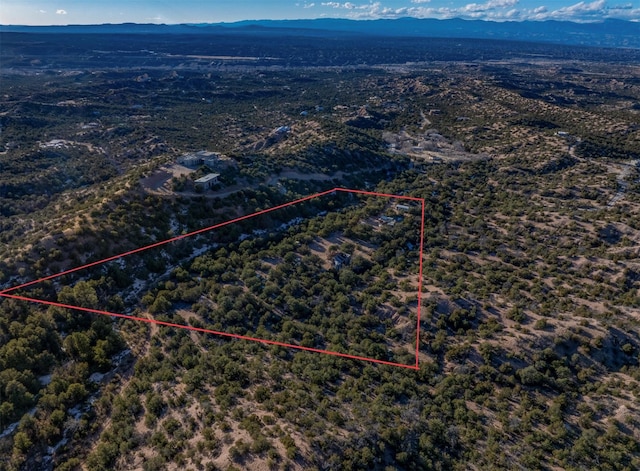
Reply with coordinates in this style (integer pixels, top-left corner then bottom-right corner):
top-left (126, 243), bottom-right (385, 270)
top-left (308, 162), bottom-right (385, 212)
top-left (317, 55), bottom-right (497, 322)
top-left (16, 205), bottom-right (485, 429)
top-left (1, 0), bottom-right (639, 25)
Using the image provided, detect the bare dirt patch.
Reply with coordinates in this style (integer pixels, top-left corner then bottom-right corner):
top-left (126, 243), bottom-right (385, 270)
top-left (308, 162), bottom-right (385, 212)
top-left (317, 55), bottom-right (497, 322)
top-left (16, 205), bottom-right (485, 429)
top-left (140, 163), bottom-right (195, 194)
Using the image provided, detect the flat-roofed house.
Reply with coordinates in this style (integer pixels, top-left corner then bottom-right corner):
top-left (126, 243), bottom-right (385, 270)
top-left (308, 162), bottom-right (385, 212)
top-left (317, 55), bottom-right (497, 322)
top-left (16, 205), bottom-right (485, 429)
top-left (179, 150), bottom-right (222, 169)
top-left (194, 173), bottom-right (220, 191)
top-left (178, 154), bottom-right (202, 168)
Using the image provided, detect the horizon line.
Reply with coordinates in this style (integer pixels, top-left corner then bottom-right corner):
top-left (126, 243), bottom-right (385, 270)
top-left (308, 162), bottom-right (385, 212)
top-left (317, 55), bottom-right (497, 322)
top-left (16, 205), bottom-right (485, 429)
top-left (1, 17), bottom-right (632, 28)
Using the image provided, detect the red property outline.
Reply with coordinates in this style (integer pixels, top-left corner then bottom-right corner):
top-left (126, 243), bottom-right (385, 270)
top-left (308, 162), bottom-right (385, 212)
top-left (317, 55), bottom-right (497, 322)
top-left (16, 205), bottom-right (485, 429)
top-left (0, 188), bottom-right (425, 370)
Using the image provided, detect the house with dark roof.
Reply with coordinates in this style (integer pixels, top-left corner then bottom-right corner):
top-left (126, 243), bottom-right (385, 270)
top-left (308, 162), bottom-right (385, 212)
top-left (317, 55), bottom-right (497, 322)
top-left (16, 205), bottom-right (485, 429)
top-left (333, 253), bottom-right (351, 270)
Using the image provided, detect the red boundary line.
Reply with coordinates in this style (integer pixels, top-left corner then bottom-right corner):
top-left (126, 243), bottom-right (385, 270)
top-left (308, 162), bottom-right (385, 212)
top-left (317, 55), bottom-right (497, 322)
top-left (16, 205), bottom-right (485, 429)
top-left (0, 188), bottom-right (337, 295)
top-left (0, 188), bottom-right (425, 370)
top-left (0, 293), bottom-right (417, 369)
top-left (416, 197), bottom-right (425, 369)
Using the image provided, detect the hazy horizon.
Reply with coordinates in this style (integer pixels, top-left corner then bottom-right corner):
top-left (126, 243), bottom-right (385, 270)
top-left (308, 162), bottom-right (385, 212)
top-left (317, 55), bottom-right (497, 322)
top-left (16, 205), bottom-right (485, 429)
top-left (1, 0), bottom-right (638, 26)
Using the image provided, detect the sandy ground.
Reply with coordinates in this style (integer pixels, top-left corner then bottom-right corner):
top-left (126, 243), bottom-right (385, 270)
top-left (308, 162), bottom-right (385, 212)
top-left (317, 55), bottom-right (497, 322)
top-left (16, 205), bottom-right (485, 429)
top-left (140, 164), bottom-right (195, 194)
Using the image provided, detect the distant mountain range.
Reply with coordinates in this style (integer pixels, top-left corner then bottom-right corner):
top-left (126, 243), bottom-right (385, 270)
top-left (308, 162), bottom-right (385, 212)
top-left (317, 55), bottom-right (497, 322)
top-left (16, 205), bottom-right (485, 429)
top-left (2, 18), bottom-right (639, 49)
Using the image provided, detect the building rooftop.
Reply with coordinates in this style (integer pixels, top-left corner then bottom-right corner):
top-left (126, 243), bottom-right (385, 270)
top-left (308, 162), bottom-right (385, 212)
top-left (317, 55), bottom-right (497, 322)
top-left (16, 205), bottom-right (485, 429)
top-left (194, 150), bottom-right (220, 158)
top-left (194, 173), bottom-right (220, 184)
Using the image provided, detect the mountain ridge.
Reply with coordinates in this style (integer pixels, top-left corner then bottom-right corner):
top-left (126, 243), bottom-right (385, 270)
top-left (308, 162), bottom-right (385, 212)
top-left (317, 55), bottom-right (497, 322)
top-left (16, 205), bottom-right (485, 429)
top-left (1, 17), bottom-right (639, 48)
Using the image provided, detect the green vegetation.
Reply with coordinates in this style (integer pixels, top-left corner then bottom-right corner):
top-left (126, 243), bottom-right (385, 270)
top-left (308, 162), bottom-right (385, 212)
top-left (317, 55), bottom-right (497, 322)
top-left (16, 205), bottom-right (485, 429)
top-left (1, 38), bottom-right (640, 470)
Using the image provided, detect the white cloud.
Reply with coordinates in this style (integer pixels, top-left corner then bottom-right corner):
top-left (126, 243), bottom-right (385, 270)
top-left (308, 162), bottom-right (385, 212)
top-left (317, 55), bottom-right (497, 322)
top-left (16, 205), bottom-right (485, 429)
top-left (56, 9), bottom-right (67, 15)
top-left (528, 0), bottom-right (606, 20)
top-left (320, 1), bottom-right (395, 17)
top-left (317, 0), bottom-right (640, 21)
top-left (461, 0), bottom-right (519, 13)
top-left (487, 0), bottom-right (519, 7)
top-left (527, 0), bottom-right (640, 21)
top-left (552, 0), bottom-right (606, 15)
top-left (304, 2), bottom-right (316, 8)
top-left (321, 1), bottom-right (370, 9)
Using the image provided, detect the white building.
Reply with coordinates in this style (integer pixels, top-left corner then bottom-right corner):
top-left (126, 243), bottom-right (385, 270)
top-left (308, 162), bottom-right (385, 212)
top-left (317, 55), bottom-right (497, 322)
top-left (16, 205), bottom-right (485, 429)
top-left (194, 173), bottom-right (220, 191)
top-left (178, 150), bottom-right (221, 169)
